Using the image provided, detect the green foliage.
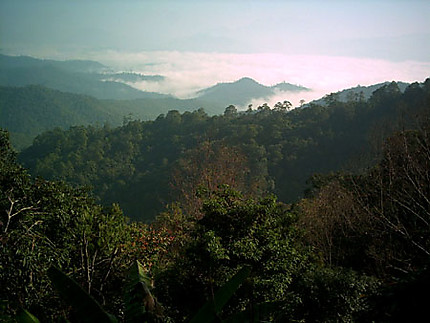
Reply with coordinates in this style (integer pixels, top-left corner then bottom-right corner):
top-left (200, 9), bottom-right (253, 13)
top-left (124, 261), bottom-right (163, 322)
top-left (284, 266), bottom-right (380, 322)
top-left (155, 187), bottom-right (310, 321)
top-left (2, 78), bottom-right (430, 321)
top-left (19, 261), bottom-right (164, 323)
top-left (48, 266), bottom-right (118, 322)
top-left (0, 85), bottom-right (115, 149)
top-left (21, 263), bottom-right (252, 323)
top-left (0, 130), bottom-right (140, 320)
top-left (222, 301), bottom-right (282, 323)
top-left (16, 309), bottom-right (40, 323)
top-left (190, 265), bottom-right (251, 323)
top-left (1, 181), bottom-right (129, 319)
top-left (0, 85), bottom-right (220, 150)
top-left (19, 79), bottom-right (430, 221)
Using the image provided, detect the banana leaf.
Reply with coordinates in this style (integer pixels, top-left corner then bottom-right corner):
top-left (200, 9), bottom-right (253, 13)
top-left (16, 309), bottom-right (40, 323)
top-left (47, 266), bottom-right (117, 323)
top-left (124, 260), bottom-right (158, 322)
top-left (190, 265), bottom-right (251, 323)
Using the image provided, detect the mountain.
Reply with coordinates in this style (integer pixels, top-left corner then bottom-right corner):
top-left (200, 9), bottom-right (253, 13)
top-left (310, 81), bottom-right (410, 106)
top-left (0, 85), bottom-right (119, 149)
top-left (272, 81), bottom-right (310, 92)
top-left (18, 79), bottom-right (430, 221)
top-left (0, 54), bottom-right (109, 74)
top-left (0, 55), bottom-right (310, 110)
top-left (0, 85), bottom-right (222, 149)
top-left (196, 77), bottom-right (309, 107)
top-left (0, 54), bottom-right (168, 100)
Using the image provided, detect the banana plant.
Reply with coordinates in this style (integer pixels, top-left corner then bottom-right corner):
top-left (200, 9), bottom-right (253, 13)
top-left (47, 266), bottom-right (118, 322)
top-left (124, 261), bottom-right (162, 322)
top-left (16, 309), bottom-right (40, 323)
top-left (18, 263), bottom-right (252, 322)
top-left (190, 265), bottom-right (251, 323)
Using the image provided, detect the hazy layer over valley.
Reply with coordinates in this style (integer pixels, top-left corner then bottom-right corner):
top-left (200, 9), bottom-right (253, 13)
top-left (1, 1), bottom-right (429, 107)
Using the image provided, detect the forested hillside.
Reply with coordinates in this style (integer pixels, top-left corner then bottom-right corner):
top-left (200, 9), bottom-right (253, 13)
top-left (310, 81), bottom-right (410, 106)
top-left (2, 102), bottom-right (430, 321)
top-left (19, 79), bottom-right (430, 221)
top-left (2, 0), bottom-right (428, 321)
top-left (0, 85), bottom-right (224, 150)
top-left (0, 54), bottom-right (167, 100)
top-left (0, 85), bottom-right (119, 149)
top-left (196, 77), bottom-right (309, 106)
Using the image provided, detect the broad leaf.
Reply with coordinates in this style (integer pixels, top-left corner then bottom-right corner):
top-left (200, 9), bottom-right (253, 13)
top-left (16, 309), bottom-right (40, 323)
top-left (47, 266), bottom-right (117, 323)
top-left (124, 260), bottom-right (157, 322)
top-left (190, 265), bottom-right (251, 323)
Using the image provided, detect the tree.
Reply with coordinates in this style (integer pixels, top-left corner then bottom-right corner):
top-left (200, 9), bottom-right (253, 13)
top-left (0, 129), bottom-right (139, 320)
top-left (257, 102), bottom-right (271, 112)
top-left (323, 92), bottom-right (340, 107)
top-left (369, 81), bottom-right (401, 108)
top-left (169, 141), bottom-right (251, 218)
top-left (299, 99), bottom-right (306, 107)
top-left (298, 178), bottom-right (372, 269)
top-left (352, 124), bottom-right (430, 273)
top-left (298, 120), bottom-right (430, 277)
top-left (274, 101), bottom-right (292, 112)
top-left (223, 105), bottom-right (237, 117)
top-left (155, 187), bottom-right (309, 321)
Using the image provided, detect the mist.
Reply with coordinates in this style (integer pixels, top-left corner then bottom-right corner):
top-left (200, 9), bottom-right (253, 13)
top-left (80, 50), bottom-right (430, 107)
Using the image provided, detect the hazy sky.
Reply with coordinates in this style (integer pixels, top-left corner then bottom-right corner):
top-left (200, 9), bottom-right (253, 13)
top-left (1, 0), bottom-right (429, 105)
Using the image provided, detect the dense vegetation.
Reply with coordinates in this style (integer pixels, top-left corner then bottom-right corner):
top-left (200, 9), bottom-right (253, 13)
top-left (0, 129), bottom-right (172, 320)
top-left (0, 85), bottom-right (120, 149)
top-left (1, 77), bottom-right (430, 321)
top-left (2, 110), bottom-right (430, 320)
top-left (19, 79), bottom-right (430, 221)
top-left (0, 55), bottom-right (313, 151)
top-left (0, 85), bottom-right (226, 150)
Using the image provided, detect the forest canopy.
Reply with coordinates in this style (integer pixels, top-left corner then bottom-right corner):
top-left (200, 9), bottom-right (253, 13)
top-left (19, 79), bottom-right (430, 222)
top-left (2, 104), bottom-right (430, 320)
top-left (1, 78), bottom-right (430, 322)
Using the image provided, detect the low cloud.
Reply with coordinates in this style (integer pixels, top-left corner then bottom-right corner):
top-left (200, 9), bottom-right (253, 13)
top-left (47, 50), bottom-right (430, 105)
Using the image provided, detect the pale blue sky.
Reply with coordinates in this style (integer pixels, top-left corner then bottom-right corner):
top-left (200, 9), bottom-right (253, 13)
top-left (1, 0), bottom-right (429, 60)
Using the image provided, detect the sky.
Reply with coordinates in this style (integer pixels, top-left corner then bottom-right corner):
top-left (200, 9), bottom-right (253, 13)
top-left (1, 0), bottom-right (430, 106)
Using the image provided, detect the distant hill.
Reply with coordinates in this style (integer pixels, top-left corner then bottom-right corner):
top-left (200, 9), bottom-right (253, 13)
top-left (0, 85), bottom-right (221, 149)
top-left (0, 85), bottom-right (120, 149)
top-left (0, 55), bottom-right (310, 110)
top-left (196, 77), bottom-right (309, 107)
top-left (18, 79), bottom-right (430, 221)
top-left (310, 81), bottom-right (410, 106)
top-left (0, 54), bottom-right (168, 100)
top-left (0, 54), bottom-right (108, 73)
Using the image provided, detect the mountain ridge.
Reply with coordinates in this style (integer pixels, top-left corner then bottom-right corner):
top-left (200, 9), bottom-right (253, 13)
top-left (196, 77), bottom-right (309, 107)
top-left (17, 78), bottom-right (430, 221)
top-left (0, 84), bottom-right (222, 149)
top-left (309, 81), bottom-right (410, 106)
top-left (0, 54), bottom-right (168, 100)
